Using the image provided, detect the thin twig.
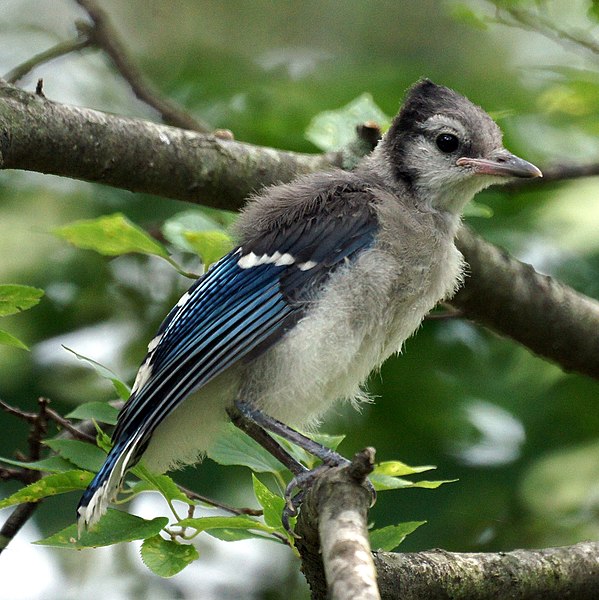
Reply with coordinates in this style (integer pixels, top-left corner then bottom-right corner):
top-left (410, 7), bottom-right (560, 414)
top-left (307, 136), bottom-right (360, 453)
top-left (75, 0), bottom-right (210, 132)
top-left (487, 2), bottom-right (599, 57)
top-left (4, 35), bottom-right (92, 84)
top-left (176, 483), bottom-right (263, 517)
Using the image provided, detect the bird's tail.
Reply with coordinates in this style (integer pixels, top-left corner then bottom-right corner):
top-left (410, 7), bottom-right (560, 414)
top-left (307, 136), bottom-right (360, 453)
top-left (76, 434), bottom-right (141, 535)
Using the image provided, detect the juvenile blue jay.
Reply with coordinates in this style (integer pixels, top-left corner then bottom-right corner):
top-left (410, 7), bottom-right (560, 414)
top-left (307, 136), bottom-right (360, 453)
top-left (77, 80), bottom-right (541, 529)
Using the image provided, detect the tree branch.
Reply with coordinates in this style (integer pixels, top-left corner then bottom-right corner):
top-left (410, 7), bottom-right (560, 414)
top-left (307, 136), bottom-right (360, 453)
top-left (296, 449), bottom-right (379, 600)
top-left (75, 0), bottom-right (211, 132)
top-left (373, 542), bottom-right (599, 599)
top-left (0, 80), bottom-right (341, 210)
top-left (0, 80), bottom-right (597, 380)
top-left (452, 227), bottom-right (599, 379)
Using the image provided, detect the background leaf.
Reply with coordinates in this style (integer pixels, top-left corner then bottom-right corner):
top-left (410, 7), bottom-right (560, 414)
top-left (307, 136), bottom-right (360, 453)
top-left (43, 439), bottom-right (107, 473)
top-left (0, 328), bottom-right (29, 350)
top-left (66, 401), bottom-right (120, 425)
top-left (0, 284), bottom-right (44, 317)
top-left (369, 521), bottom-right (426, 551)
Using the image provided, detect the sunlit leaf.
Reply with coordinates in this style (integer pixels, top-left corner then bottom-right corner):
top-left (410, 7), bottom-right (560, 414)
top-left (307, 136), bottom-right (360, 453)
top-left (162, 209), bottom-right (234, 253)
top-left (184, 230), bottom-right (234, 267)
top-left (44, 439), bottom-right (107, 473)
top-left (35, 510), bottom-right (169, 548)
top-left (0, 284), bottom-right (44, 317)
top-left (306, 93), bottom-right (390, 152)
top-left (53, 213), bottom-right (169, 259)
top-left (464, 201), bottom-right (493, 218)
top-left (449, 2), bottom-right (488, 29)
top-left (0, 329), bottom-right (29, 350)
top-left (66, 401), bottom-right (120, 425)
top-left (0, 470), bottom-right (93, 509)
top-left (374, 460), bottom-right (436, 477)
top-left (369, 521), bottom-right (426, 551)
top-left (63, 346), bottom-right (130, 401)
top-left (141, 535), bottom-right (199, 577)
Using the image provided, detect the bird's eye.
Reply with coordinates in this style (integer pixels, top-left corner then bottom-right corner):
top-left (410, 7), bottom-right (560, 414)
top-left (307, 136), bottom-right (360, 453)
top-left (435, 133), bottom-right (459, 153)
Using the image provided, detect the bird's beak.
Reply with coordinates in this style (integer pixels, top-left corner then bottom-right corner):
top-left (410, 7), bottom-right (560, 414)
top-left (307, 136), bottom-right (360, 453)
top-left (456, 152), bottom-right (542, 179)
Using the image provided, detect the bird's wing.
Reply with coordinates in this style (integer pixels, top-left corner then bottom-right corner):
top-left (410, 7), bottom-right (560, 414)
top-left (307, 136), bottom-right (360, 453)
top-left (113, 193), bottom-right (378, 450)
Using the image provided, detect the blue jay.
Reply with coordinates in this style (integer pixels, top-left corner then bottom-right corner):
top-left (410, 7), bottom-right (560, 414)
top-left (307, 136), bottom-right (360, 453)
top-left (77, 80), bottom-right (541, 529)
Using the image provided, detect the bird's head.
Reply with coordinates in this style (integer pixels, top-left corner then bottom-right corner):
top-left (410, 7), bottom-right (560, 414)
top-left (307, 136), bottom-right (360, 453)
top-left (381, 79), bottom-right (542, 214)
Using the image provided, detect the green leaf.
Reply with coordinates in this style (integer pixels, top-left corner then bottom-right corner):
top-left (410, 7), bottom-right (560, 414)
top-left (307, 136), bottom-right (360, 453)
top-left (53, 213), bottom-right (169, 259)
top-left (141, 535), bottom-right (199, 577)
top-left (0, 470), bottom-right (93, 509)
top-left (35, 510), bottom-right (169, 548)
top-left (306, 93), bottom-right (390, 152)
top-left (129, 469), bottom-right (194, 505)
top-left (369, 521), bottom-right (426, 551)
top-left (449, 2), bottom-right (488, 30)
top-left (44, 439), bottom-right (107, 473)
top-left (464, 201), bottom-right (493, 218)
top-left (208, 424), bottom-right (285, 474)
top-left (183, 230), bottom-right (234, 267)
top-left (177, 514), bottom-right (275, 534)
top-left (62, 346), bottom-right (131, 401)
top-left (369, 473), bottom-right (418, 491)
top-left (589, 0), bottom-right (599, 22)
top-left (0, 455), bottom-right (75, 473)
top-left (162, 209), bottom-right (234, 253)
top-left (66, 401), bottom-right (120, 425)
top-left (252, 474), bottom-right (285, 528)
top-left (0, 329), bottom-right (29, 350)
top-left (374, 460), bottom-right (436, 477)
top-left (411, 479), bottom-right (458, 489)
top-left (0, 284), bottom-right (44, 317)
top-left (206, 528), bottom-right (279, 543)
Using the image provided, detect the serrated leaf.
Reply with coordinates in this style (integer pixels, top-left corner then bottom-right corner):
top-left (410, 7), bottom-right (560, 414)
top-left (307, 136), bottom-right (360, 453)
top-left (0, 470), bottom-right (93, 509)
top-left (374, 461), bottom-right (436, 477)
top-left (252, 474), bottom-right (285, 528)
top-left (184, 230), bottom-right (234, 267)
top-left (62, 346), bottom-right (131, 400)
top-left (35, 510), bottom-right (169, 548)
top-left (44, 439), bottom-right (107, 473)
top-left (306, 93), bottom-right (390, 152)
top-left (0, 329), bottom-right (29, 350)
top-left (369, 521), bottom-right (426, 551)
top-left (208, 424), bottom-right (285, 474)
top-left (129, 469), bottom-right (194, 505)
top-left (0, 284), bottom-right (44, 317)
top-left (66, 401), bottom-right (120, 425)
top-left (177, 515), bottom-right (274, 534)
top-left (53, 213), bottom-right (169, 259)
top-left (0, 455), bottom-right (75, 473)
top-left (141, 535), bottom-right (199, 577)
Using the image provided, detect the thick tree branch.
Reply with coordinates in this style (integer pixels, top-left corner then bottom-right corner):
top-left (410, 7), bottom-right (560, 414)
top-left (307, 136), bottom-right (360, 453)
top-left (373, 542), bottom-right (599, 599)
top-left (0, 80), bottom-right (341, 210)
top-left (452, 227), bottom-right (599, 379)
top-left (0, 80), bottom-right (597, 379)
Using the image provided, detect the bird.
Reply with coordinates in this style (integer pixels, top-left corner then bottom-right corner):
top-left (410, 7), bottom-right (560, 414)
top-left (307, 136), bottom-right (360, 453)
top-left (77, 79), bottom-right (542, 530)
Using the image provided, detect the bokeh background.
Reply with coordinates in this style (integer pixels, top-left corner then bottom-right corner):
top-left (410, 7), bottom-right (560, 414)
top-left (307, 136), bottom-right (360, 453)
top-left (1, 1), bottom-right (599, 598)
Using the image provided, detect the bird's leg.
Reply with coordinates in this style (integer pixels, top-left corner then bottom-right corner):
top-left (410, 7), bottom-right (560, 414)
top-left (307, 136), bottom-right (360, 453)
top-left (232, 400), bottom-right (370, 527)
top-left (234, 400), bottom-right (351, 468)
top-left (226, 404), bottom-right (309, 477)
